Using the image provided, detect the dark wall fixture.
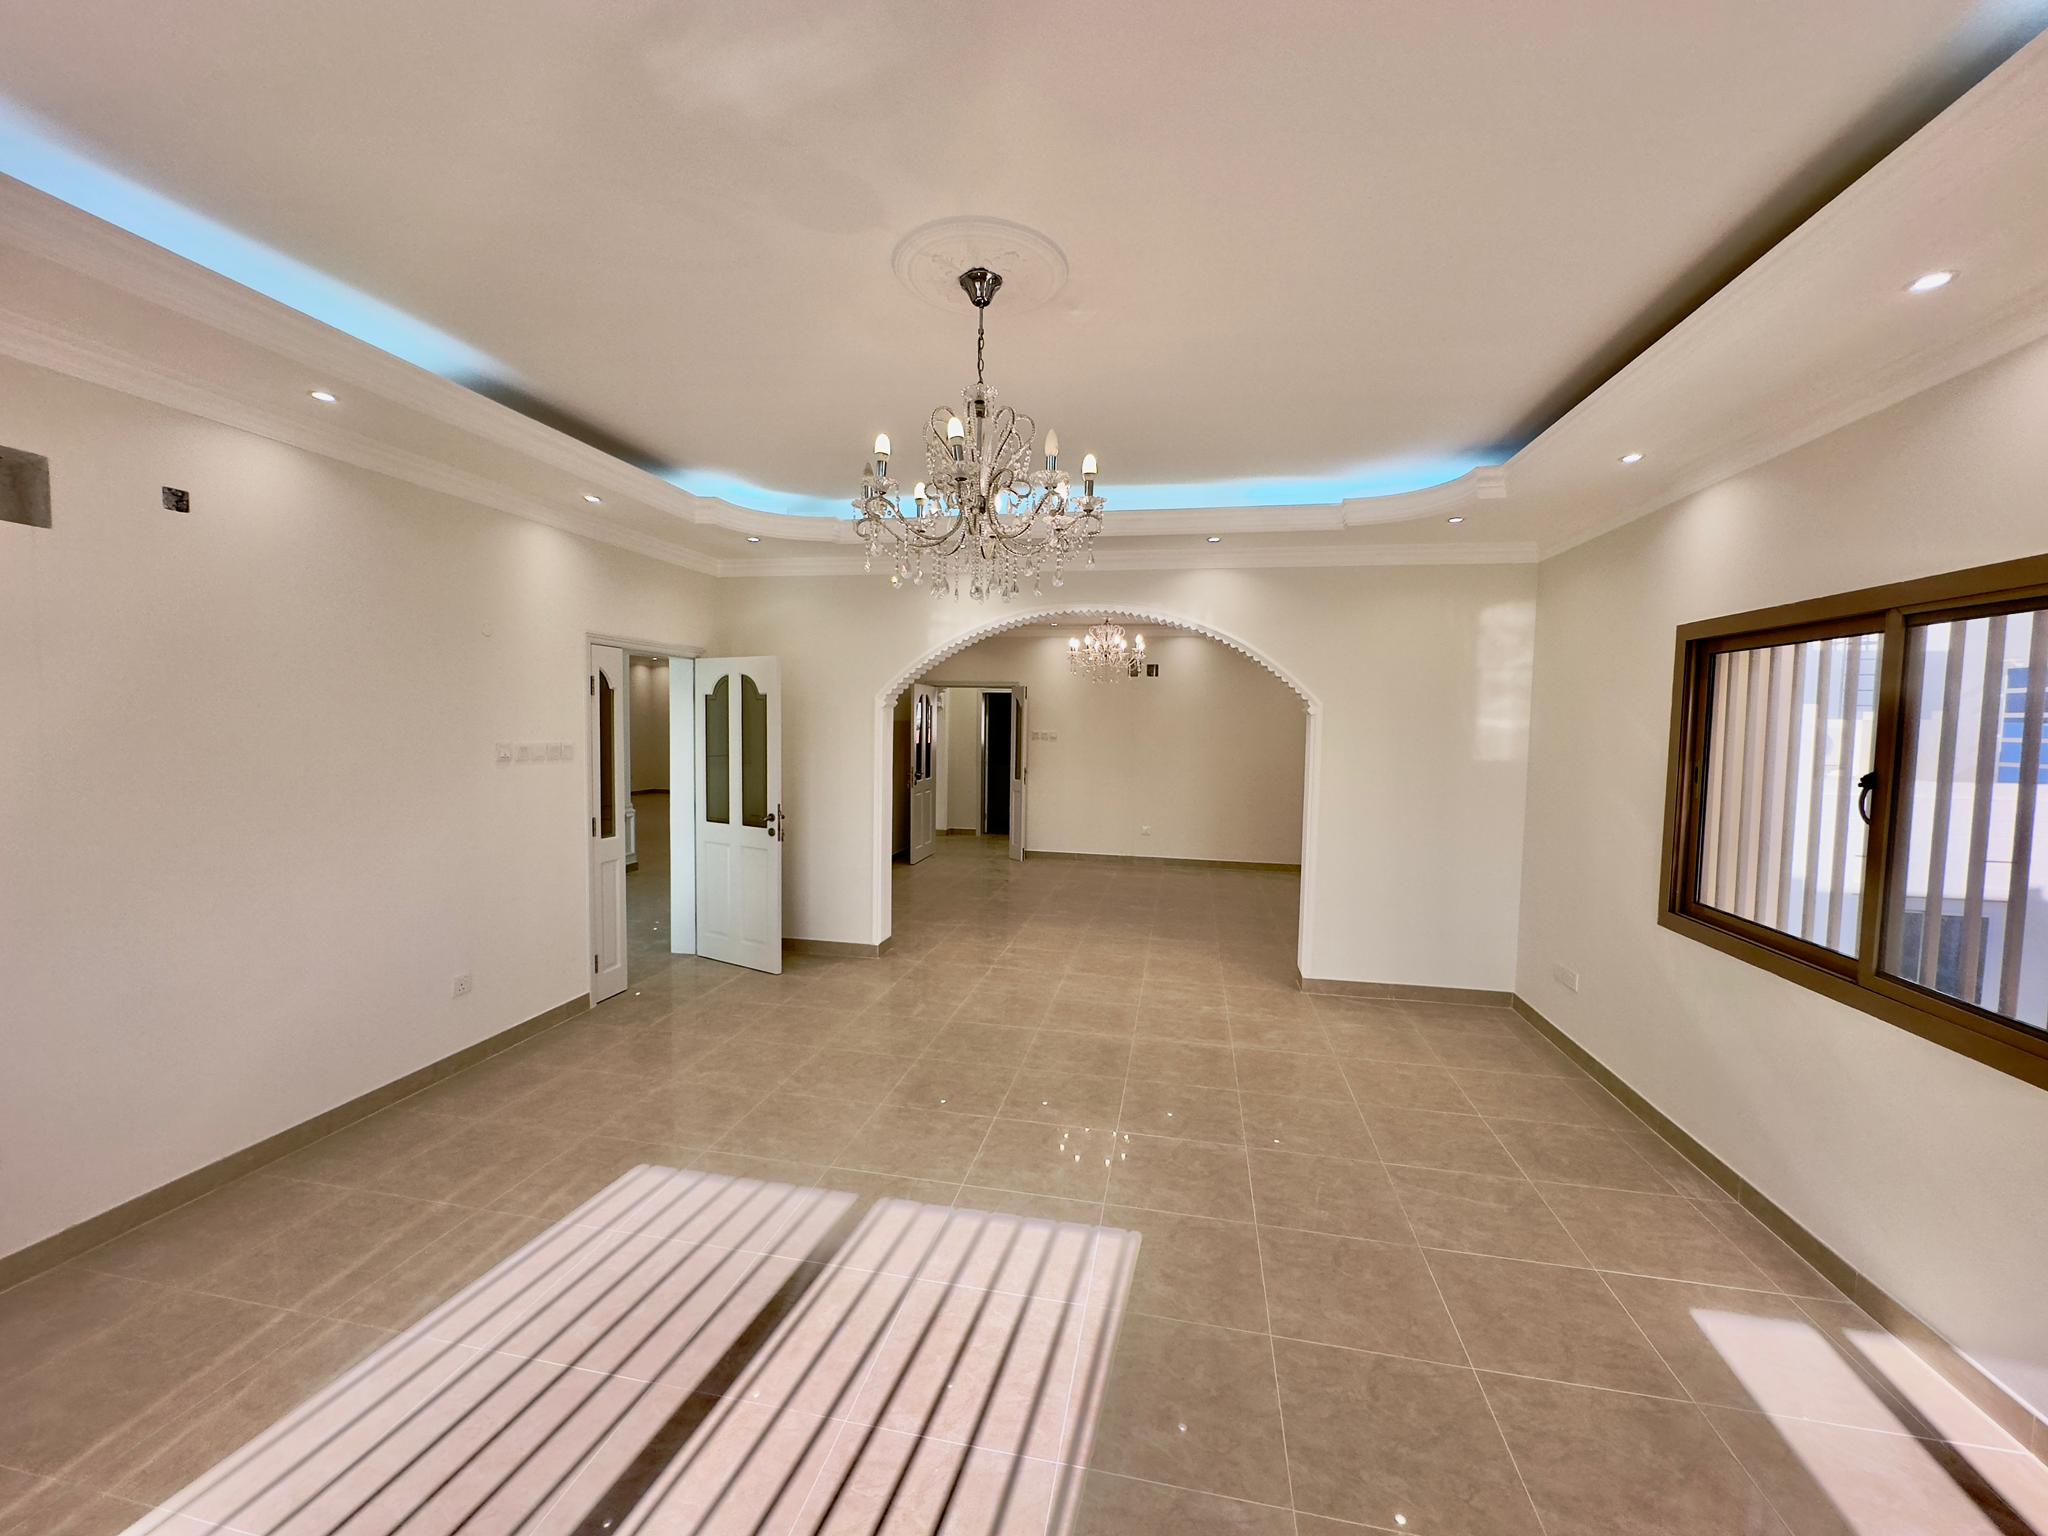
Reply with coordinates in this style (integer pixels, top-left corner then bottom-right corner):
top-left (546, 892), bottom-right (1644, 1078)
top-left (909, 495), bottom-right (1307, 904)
top-left (0, 444), bottom-right (51, 528)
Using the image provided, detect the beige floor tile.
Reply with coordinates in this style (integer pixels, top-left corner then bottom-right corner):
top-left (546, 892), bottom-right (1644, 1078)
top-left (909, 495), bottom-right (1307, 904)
top-left (1261, 1226), bottom-right (1465, 1363)
top-left (1424, 1029), bottom-right (1585, 1077)
top-left (1083, 1313), bottom-right (1292, 1506)
top-left (1389, 1164), bottom-right (1588, 1264)
top-left (1102, 1204), bottom-right (1268, 1331)
top-left (1272, 1338), bottom-right (1541, 1534)
top-left (1705, 1403), bottom-right (2048, 1534)
top-left (1001, 1067), bottom-right (1126, 1126)
top-left (1227, 1016), bottom-right (1333, 1054)
top-left (328, 1208), bottom-right (551, 1331)
top-left (1022, 1028), bottom-right (1133, 1078)
top-left (1538, 1183), bottom-right (1778, 1288)
top-left (837, 1105), bottom-right (993, 1183)
top-left (202, 1187), bottom-right (471, 1312)
top-left (1689, 1197), bottom-right (1846, 1299)
top-left (1106, 1134), bottom-right (1254, 1221)
top-left (1483, 1372), bottom-right (1789, 1534)
top-left (1488, 1119), bottom-right (1676, 1192)
top-left (1232, 1047), bottom-right (1351, 1100)
top-left (0, 1269), bottom-right (163, 1391)
top-left (1248, 1149), bottom-right (1412, 1244)
top-left (1427, 1249), bottom-right (1683, 1394)
top-left (884, 1056), bottom-right (1019, 1114)
top-left (1450, 1067), bottom-right (1639, 1128)
top-left (1128, 1038), bottom-right (1240, 1089)
top-left (1135, 1001), bottom-right (1234, 1044)
top-left (1339, 1060), bottom-right (1476, 1113)
top-left (923, 1021), bottom-right (1039, 1064)
top-left (1065, 1470), bottom-right (1296, 1536)
top-left (1238, 1091), bottom-right (1379, 1161)
top-left (1118, 1079), bottom-right (1244, 1144)
top-left (967, 1120), bottom-right (1116, 1203)
top-left (714, 1089), bottom-right (874, 1164)
top-left (0, 1469), bottom-right (148, 1536)
top-left (777, 1048), bottom-right (914, 1104)
top-left (1363, 1105), bottom-right (1518, 1176)
top-left (1322, 1017), bottom-right (1441, 1065)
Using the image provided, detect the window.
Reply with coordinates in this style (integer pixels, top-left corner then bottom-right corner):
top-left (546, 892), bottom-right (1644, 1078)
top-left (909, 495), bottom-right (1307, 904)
top-left (1662, 555), bottom-right (2048, 1089)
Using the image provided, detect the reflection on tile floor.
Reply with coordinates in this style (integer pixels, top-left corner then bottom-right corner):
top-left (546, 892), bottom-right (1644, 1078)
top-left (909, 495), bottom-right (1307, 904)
top-left (3, 835), bottom-right (2046, 1534)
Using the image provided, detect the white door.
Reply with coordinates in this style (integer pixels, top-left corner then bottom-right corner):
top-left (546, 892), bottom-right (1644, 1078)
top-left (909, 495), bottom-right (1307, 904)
top-left (589, 644), bottom-right (629, 1003)
top-left (695, 656), bottom-right (783, 973)
top-left (908, 683), bottom-right (938, 865)
top-left (1009, 686), bottom-right (1028, 862)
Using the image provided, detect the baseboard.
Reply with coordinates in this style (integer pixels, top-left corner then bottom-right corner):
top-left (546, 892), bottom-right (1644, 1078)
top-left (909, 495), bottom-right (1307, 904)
top-left (1512, 994), bottom-right (2048, 1463)
top-left (1299, 976), bottom-right (1514, 1005)
top-left (787, 936), bottom-right (895, 959)
top-left (0, 993), bottom-right (589, 1294)
top-left (1028, 850), bottom-right (1303, 872)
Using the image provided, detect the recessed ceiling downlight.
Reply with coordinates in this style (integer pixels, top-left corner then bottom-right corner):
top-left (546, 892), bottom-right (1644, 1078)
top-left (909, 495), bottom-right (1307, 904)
top-left (746, 535), bottom-right (762, 543)
top-left (582, 493), bottom-right (602, 504)
top-left (1206, 535), bottom-right (1222, 544)
top-left (308, 389), bottom-right (337, 403)
top-left (1447, 516), bottom-right (1465, 525)
top-left (1619, 452), bottom-right (1645, 464)
top-left (1907, 270), bottom-right (1955, 293)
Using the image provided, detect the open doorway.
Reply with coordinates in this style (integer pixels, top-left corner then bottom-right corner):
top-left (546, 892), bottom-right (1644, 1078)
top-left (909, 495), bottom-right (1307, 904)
top-left (879, 612), bottom-right (1313, 964)
top-left (625, 653), bottom-right (673, 974)
top-left (588, 639), bottom-right (702, 1006)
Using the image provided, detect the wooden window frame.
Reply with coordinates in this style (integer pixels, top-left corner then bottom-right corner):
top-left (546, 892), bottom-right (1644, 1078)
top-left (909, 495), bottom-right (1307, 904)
top-left (1659, 553), bottom-right (2048, 1091)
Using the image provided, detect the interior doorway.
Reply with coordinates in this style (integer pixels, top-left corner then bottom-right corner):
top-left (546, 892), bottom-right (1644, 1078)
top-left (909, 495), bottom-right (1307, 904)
top-left (874, 610), bottom-right (1318, 962)
top-left (981, 690), bottom-right (1012, 837)
top-left (586, 638), bottom-right (706, 1006)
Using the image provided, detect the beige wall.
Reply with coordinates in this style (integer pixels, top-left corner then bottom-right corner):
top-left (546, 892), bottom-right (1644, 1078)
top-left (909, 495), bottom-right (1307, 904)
top-left (942, 686), bottom-right (987, 832)
top-left (1517, 331), bottom-right (2048, 1418)
top-left (627, 656), bottom-right (670, 792)
top-left (924, 630), bottom-right (1306, 863)
top-left (0, 357), bottom-right (716, 1259)
top-left (717, 563), bottom-right (1536, 990)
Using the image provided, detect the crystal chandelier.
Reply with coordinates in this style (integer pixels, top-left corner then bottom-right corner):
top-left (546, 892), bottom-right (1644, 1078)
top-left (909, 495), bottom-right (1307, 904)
top-left (854, 267), bottom-right (1105, 600)
top-left (1069, 621), bottom-right (1145, 682)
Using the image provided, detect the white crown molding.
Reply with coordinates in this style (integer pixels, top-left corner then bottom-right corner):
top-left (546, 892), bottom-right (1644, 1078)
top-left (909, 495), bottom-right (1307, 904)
top-left (719, 537), bottom-right (1537, 580)
top-left (0, 302), bottom-right (722, 575)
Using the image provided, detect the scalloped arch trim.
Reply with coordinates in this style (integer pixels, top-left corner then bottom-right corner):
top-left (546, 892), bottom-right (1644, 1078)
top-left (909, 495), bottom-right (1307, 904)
top-left (880, 606), bottom-right (1318, 712)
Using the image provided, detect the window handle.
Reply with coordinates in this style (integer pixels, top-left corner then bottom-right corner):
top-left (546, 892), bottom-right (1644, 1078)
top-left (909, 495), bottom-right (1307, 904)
top-left (1857, 771), bottom-right (1878, 826)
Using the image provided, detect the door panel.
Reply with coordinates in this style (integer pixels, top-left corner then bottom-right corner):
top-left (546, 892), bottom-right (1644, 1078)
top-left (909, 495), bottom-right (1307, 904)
top-left (1009, 686), bottom-right (1028, 862)
top-left (589, 644), bottom-right (629, 1003)
top-left (696, 657), bottom-right (782, 973)
top-left (908, 684), bottom-right (938, 864)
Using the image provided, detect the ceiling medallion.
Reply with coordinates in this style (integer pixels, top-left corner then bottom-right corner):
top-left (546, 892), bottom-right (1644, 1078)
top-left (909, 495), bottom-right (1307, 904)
top-left (854, 267), bottom-right (1105, 601)
top-left (1069, 621), bottom-right (1145, 682)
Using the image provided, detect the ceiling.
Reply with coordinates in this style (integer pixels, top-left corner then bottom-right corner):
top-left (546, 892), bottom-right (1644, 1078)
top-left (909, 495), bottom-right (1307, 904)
top-left (1, 0), bottom-right (2044, 523)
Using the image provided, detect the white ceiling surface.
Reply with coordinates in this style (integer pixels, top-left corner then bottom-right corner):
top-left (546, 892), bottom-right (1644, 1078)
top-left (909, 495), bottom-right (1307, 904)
top-left (0, 8), bottom-right (2045, 572)
top-left (0, 2), bottom-right (2041, 481)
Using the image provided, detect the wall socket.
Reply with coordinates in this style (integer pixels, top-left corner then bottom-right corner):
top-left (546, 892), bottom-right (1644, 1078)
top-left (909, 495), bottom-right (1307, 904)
top-left (1550, 963), bottom-right (1580, 993)
top-left (451, 974), bottom-right (473, 998)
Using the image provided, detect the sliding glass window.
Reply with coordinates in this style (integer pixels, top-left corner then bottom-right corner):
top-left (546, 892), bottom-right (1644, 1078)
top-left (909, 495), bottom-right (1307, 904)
top-left (1662, 557), bottom-right (2048, 1088)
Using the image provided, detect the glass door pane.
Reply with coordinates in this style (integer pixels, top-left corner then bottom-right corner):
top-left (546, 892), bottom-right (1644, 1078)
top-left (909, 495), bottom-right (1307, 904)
top-left (598, 672), bottom-right (618, 837)
top-left (741, 674), bottom-right (769, 829)
top-left (704, 675), bottom-right (730, 825)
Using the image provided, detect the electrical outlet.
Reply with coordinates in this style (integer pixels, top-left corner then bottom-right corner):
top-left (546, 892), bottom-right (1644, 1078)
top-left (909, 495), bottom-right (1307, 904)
top-left (451, 974), bottom-right (473, 998)
top-left (1551, 963), bottom-right (1580, 993)
top-left (495, 743), bottom-right (514, 765)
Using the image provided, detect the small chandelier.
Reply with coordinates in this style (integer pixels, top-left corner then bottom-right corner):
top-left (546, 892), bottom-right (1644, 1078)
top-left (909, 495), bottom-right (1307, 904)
top-left (854, 267), bottom-right (1105, 600)
top-left (1069, 621), bottom-right (1145, 682)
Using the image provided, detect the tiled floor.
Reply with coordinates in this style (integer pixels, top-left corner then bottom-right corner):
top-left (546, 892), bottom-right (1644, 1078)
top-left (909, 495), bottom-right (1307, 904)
top-left (4, 835), bottom-right (2046, 1534)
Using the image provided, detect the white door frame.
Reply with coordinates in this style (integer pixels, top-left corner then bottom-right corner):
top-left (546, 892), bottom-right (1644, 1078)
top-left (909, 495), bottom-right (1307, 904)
top-left (588, 644), bottom-right (629, 1004)
top-left (585, 633), bottom-right (704, 993)
top-left (868, 609), bottom-right (1323, 977)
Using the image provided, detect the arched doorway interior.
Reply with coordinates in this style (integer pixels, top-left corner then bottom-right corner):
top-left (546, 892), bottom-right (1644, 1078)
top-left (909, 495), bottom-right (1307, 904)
top-left (871, 607), bottom-right (1323, 977)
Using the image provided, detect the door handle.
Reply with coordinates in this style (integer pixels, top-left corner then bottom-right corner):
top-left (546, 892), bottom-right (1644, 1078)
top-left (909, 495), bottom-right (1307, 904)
top-left (1856, 771), bottom-right (1878, 826)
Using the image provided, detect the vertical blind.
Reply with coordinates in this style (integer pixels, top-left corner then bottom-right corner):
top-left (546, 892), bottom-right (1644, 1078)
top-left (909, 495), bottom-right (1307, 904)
top-left (1696, 633), bottom-right (1880, 955)
top-left (1883, 606), bottom-right (2048, 1028)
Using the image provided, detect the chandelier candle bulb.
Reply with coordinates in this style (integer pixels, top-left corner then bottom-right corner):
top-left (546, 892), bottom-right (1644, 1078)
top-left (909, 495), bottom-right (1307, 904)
top-left (1045, 429), bottom-right (1059, 469)
top-left (1082, 453), bottom-right (1098, 496)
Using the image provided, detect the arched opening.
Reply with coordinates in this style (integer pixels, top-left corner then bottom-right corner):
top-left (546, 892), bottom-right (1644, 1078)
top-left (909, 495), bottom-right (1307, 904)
top-left (871, 607), bottom-right (1323, 977)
